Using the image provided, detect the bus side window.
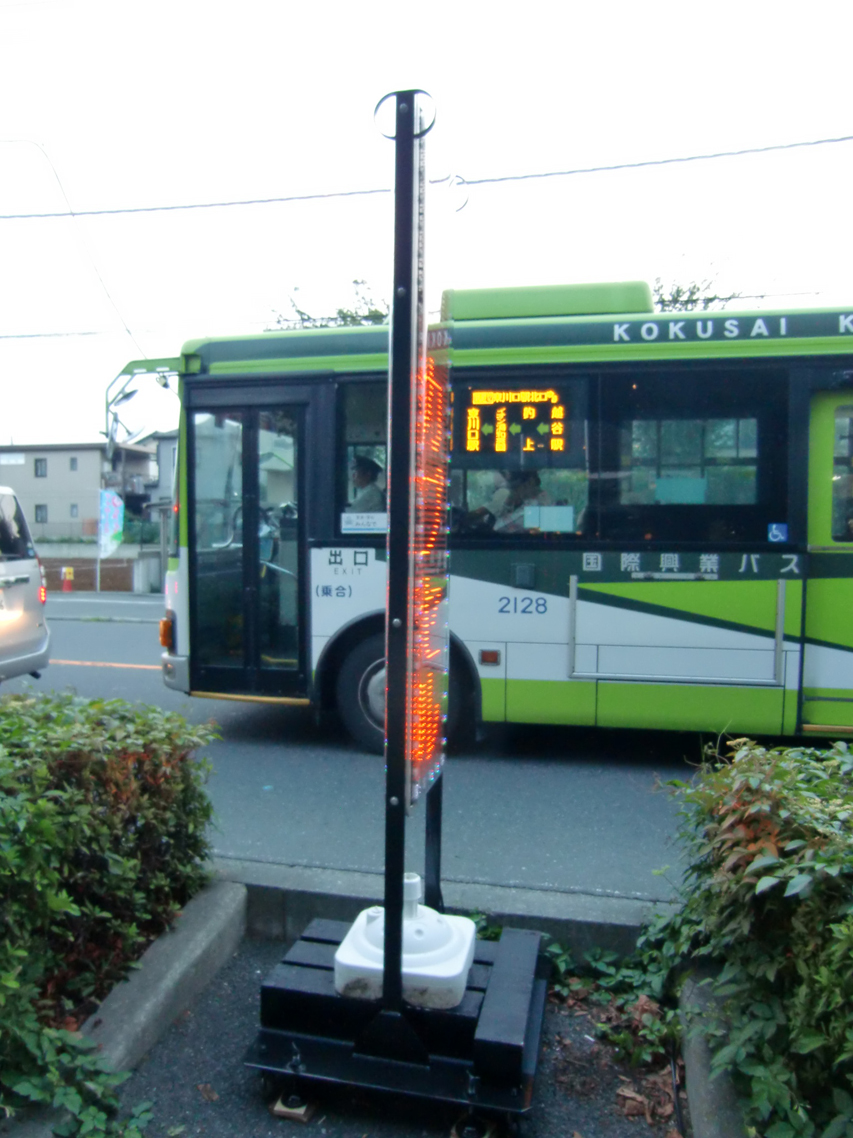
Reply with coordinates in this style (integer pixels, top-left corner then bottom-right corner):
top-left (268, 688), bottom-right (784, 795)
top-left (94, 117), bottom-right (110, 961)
top-left (339, 382), bottom-right (388, 530)
top-left (832, 406), bottom-right (853, 541)
top-left (598, 368), bottom-right (787, 544)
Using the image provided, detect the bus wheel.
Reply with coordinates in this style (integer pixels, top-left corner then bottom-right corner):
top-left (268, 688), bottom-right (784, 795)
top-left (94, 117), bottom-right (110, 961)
top-left (336, 634), bottom-right (386, 754)
top-left (336, 634), bottom-right (464, 755)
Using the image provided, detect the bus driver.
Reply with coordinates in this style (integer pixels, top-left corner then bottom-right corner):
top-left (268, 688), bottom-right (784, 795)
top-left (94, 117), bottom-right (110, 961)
top-left (345, 456), bottom-right (385, 513)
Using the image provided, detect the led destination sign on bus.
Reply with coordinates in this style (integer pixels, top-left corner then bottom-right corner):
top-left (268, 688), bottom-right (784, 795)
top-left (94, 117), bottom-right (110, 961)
top-left (463, 388), bottom-right (569, 457)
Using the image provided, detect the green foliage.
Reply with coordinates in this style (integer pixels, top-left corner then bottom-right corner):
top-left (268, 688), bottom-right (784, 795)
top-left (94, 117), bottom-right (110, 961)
top-left (543, 739), bottom-right (853, 1134)
top-left (0, 692), bottom-right (216, 1136)
top-left (545, 934), bottom-right (682, 1068)
top-left (601, 738), bottom-right (853, 1137)
top-left (268, 279), bottom-right (389, 331)
top-left (469, 911), bottom-right (502, 941)
top-left (664, 738), bottom-right (853, 1136)
top-left (653, 277), bottom-right (740, 312)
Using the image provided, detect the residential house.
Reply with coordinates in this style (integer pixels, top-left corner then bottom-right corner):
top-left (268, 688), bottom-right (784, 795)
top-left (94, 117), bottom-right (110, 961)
top-left (0, 442), bottom-right (157, 540)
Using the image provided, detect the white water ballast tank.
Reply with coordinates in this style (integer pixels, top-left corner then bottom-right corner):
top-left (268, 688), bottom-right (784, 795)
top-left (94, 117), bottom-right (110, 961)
top-left (333, 873), bottom-right (476, 1009)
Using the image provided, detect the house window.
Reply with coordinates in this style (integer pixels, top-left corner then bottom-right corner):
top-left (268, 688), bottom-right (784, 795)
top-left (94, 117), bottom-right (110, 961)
top-left (34, 458), bottom-right (47, 478)
top-left (70, 457), bottom-right (78, 471)
top-left (34, 505), bottom-right (47, 523)
top-left (70, 504), bottom-right (78, 518)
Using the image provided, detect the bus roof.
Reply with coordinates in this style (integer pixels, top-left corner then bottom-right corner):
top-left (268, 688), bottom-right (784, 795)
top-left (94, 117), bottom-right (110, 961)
top-left (181, 323), bottom-right (389, 377)
top-left (177, 285), bottom-right (853, 376)
top-left (440, 281), bottom-right (654, 321)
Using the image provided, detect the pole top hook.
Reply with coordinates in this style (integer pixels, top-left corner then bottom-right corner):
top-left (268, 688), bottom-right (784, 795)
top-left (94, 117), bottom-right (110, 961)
top-left (374, 90), bottom-right (436, 140)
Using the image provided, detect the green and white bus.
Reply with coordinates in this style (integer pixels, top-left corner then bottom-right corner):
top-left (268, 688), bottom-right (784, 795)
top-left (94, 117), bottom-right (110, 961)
top-left (155, 281), bottom-right (853, 752)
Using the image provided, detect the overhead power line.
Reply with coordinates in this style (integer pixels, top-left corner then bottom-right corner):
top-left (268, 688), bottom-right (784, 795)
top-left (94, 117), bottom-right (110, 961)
top-left (0, 185), bottom-right (392, 220)
top-left (0, 138), bottom-right (146, 356)
top-left (0, 330), bottom-right (107, 339)
top-left (463, 132), bottom-right (853, 186)
top-left (1, 132), bottom-right (852, 221)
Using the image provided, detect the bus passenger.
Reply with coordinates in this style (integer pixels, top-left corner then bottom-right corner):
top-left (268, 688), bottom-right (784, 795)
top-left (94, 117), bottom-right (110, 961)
top-left (345, 456), bottom-right (385, 513)
top-left (493, 470), bottom-right (551, 532)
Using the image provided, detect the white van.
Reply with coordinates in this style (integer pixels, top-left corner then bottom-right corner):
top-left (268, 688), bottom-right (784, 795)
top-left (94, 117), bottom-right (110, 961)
top-left (0, 487), bottom-right (49, 683)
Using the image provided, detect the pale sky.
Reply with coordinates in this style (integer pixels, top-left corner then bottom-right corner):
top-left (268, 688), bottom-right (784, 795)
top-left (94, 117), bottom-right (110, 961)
top-left (1, 0), bottom-right (852, 443)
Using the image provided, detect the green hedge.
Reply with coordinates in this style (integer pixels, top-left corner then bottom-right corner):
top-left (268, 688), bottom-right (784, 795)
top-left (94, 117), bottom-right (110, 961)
top-left (641, 739), bottom-right (853, 1138)
top-left (542, 740), bottom-right (853, 1136)
top-left (0, 692), bottom-right (217, 1135)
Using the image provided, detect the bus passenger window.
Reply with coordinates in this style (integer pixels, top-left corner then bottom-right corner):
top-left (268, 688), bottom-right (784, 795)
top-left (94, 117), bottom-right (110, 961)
top-left (339, 382), bottom-right (388, 534)
top-left (599, 369), bottom-right (787, 544)
top-left (832, 407), bottom-right (853, 541)
top-left (618, 418), bottom-right (758, 507)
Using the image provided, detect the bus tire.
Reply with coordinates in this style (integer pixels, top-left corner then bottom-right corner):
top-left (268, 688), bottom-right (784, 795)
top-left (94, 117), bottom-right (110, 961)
top-left (336, 634), bottom-right (386, 754)
top-left (336, 634), bottom-right (464, 756)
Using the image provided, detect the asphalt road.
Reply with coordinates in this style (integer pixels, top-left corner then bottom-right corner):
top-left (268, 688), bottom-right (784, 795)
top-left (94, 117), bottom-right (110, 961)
top-left (4, 593), bottom-right (693, 907)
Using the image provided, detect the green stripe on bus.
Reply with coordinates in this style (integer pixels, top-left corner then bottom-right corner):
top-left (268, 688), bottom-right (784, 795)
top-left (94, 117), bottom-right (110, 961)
top-left (582, 580), bottom-right (782, 636)
top-left (506, 680), bottom-right (596, 725)
top-left (802, 701), bottom-right (853, 728)
top-left (179, 398), bottom-right (188, 550)
top-left (808, 393), bottom-right (836, 546)
top-left (480, 676), bottom-right (505, 721)
top-left (206, 354), bottom-right (388, 375)
top-left (805, 579), bottom-right (853, 650)
top-left (596, 682), bottom-right (783, 734)
top-left (449, 339), bottom-right (853, 370)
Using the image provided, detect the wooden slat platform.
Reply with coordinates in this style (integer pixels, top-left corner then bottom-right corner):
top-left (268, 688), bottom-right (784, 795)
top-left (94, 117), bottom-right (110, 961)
top-left (246, 916), bottom-right (548, 1113)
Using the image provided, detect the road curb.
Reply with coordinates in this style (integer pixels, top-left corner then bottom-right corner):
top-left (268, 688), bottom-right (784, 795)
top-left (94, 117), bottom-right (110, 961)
top-left (81, 879), bottom-right (247, 1072)
top-left (1, 880), bottom-right (247, 1138)
top-left (216, 855), bottom-right (677, 959)
top-left (679, 968), bottom-right (749, 1138)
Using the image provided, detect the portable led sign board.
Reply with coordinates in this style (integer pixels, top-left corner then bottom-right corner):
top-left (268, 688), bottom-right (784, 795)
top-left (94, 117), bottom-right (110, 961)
top-left (383, 90), bottom-right (448, 813)
top-left (404, 350), bottom-right (450, 804)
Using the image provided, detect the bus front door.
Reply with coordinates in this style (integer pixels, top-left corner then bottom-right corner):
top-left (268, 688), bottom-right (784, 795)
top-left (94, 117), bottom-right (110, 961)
top-left (188, 403), bottom-right (307, 699)
top-left (802, 391), bottom-right (853, 734)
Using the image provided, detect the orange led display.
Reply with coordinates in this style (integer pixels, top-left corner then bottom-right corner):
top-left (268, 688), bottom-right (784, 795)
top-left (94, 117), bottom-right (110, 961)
top-left (472, 389), bottom-right (560, 405)
top-left (463, 388), bottom-right (569, 456)
top-left (466, 407), bottom-right (480, 451)
top-left (405, 352), bottom-right (449, 804)
top-left (495, 407), bottom-right (507, 452)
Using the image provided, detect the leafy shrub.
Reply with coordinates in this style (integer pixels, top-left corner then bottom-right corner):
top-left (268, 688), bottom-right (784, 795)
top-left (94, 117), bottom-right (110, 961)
top-left (544, 738), bottom-right (853, 1136)
top-left (632, 738), bottom-right (853, 1138)
top-left (0, 692), bottom-right (216, 1135)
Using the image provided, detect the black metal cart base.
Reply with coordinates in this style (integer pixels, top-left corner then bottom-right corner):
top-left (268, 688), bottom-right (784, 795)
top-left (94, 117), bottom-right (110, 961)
top-left (244, 918), bottom-right (549, 1115)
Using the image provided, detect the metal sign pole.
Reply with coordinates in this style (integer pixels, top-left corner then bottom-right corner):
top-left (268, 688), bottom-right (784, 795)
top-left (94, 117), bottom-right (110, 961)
top-left (383, 89), bottom-right (422, 1012)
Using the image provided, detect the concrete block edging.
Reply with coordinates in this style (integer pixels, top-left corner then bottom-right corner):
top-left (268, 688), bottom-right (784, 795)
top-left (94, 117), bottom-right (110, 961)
top-left (0, 880), bottom-right (247, 1138)
top-left (679, 968), bottom-right (749, 1138)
